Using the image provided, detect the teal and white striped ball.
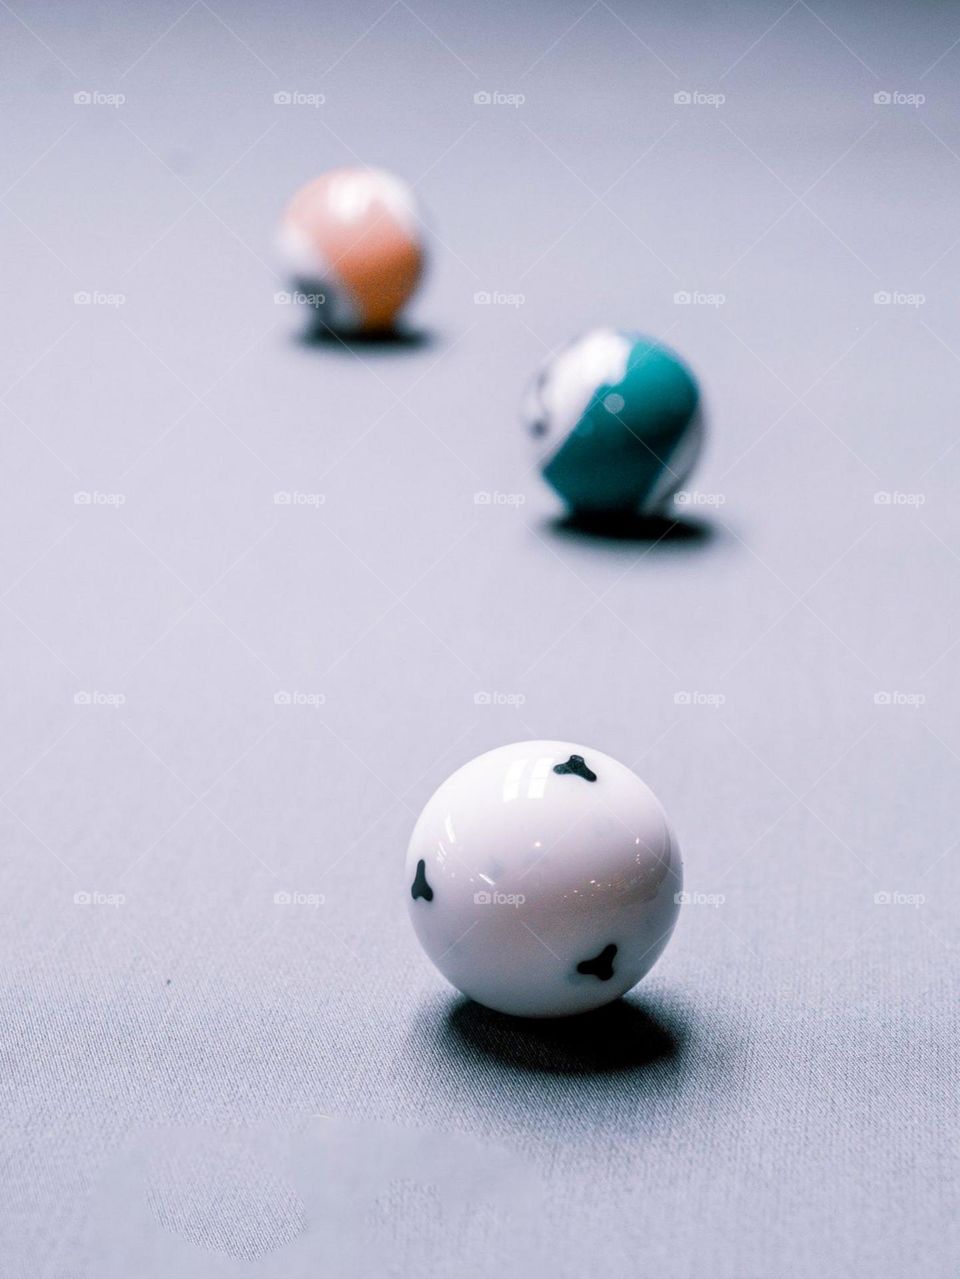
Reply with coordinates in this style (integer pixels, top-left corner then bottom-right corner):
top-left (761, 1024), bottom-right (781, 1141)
top-left (524, 329), bottom-right (703, 515)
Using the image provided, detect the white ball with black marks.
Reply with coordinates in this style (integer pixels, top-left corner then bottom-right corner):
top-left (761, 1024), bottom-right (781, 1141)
top-left (406, 740), bottom-right (682, 1018)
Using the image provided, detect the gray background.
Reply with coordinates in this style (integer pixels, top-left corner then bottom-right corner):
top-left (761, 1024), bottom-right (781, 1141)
top-left (2, 0), bottom-right (959, 1274)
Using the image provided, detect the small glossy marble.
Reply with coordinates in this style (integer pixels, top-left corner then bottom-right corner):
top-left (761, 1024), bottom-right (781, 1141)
top-left (405, 740), bottom-right (682, 1018)
top-left (278, 167), bottom-right (424, 333)
top-left (524, 329), bottom-right (703, 516)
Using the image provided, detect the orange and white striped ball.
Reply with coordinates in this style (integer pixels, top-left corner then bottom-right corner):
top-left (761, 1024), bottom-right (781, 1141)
top-left (278, 167), bottom-right (425, 334)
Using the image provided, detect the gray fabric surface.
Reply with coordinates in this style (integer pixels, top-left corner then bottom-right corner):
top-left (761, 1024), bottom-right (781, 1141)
top-left (1, 0), bottom-right (958, 1275)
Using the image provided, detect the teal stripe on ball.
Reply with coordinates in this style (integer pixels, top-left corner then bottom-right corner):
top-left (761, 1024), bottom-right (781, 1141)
top-left (534, 331), bottom-right (702, 516)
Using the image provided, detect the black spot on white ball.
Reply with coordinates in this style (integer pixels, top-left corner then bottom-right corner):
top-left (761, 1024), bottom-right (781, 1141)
top-left (553, 754), bottom-right (597, 783)
top-left (411, 859), bottom-right (433, 902)
top-left (577, 943), bottom-right (617, 981)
